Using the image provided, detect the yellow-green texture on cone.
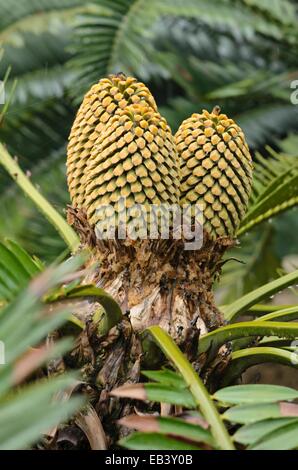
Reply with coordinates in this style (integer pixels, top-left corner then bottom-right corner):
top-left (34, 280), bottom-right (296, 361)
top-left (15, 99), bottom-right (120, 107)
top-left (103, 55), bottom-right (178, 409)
top-left (175, 107), bottom-right (253, 238)
top-left (84, 103), bottom-right (180, 229)
top-left (67, 74), bottom-right (158, 208)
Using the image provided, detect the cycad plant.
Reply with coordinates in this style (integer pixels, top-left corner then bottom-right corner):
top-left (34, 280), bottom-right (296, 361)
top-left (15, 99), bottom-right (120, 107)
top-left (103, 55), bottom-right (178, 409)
top-left (2, 70), bottom-right (298, 448)
top-left (0, 0), bottom-right (298, 451)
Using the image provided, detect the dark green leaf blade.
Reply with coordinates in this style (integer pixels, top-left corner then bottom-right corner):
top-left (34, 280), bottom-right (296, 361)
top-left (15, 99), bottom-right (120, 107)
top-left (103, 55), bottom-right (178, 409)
top-left (120, 432), bottom-right (201, 450)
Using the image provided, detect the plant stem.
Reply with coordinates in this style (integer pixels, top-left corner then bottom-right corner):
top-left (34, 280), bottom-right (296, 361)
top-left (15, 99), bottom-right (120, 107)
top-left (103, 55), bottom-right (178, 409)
top-left (222, 269), bottom-right (298, 321)
top-left (198, 321), bottom-right (298, 359)
top-left (221, 346), bottom-right (298, 386)
top-left (0, 143), bottom-right (79, 253)
top-left (148, 326), bottom-right (235, 450)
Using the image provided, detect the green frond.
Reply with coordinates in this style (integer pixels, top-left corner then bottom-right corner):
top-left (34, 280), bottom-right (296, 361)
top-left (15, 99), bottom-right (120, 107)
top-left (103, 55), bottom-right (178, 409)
top-left (238, 0), bottom-right (296, 26)
top-left (0, 0), bottom-right (82, 32)
top-left (218, 225), bottom-right (280, 303)
top-left (280, 134), bottom-right (298, 156)
top-left (0, 144), bottom-right (79, 253)
top-left (69, 0), bottom-right (151, 95)
top-left (0, 150), bottom-right (70, 262)
top-left (117, 327), bottom-right (298, 450)
top-left (70, 0), bottom-right (296, 98)
top-left (238, 149), bottom-right (298, 235)
top-left (0, 239), bottom-right (41, 305)
top-left (0, 254), bottom-right (87, 449)
top-left (236, 104), bottom-right (298, 148)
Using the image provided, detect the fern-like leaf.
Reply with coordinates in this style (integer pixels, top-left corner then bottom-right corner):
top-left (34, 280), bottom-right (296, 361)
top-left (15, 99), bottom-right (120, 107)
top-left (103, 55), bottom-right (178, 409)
top-left (70, 0), bottom-right (295, 97)
top-left (238, 149), bottom-right (298, 236)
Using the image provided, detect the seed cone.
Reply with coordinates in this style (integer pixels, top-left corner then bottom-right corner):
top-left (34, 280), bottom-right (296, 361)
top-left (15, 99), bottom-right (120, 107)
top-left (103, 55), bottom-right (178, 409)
top-left (83, 103), bottom-right (180, 230)
top-left (175, 107), bottom-right (253, 238)
top-left (67, 74), bottom-right (158, 208)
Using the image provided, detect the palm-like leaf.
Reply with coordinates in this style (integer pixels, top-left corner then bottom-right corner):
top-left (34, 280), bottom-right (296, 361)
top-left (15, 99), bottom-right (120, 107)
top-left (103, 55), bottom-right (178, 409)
top-left (0, 143), bottom-right (79, 253)
top-left (70, 0), bottom-right (297, 96)
top-left (0, 149), bottom-right (70, 262)
top-left (153, 18), bottom-right (298, 146)
top-left (113, 327), bottom-right (298, 450)
top-left (218, 147), bottom-right (298, 301)
top-left (0, 2), bottom-right (83, 259)
top-left (0, 239), bottom-right (41, 305)
top-left (218, 225), bottom-right (280, 303)
top-left (238, 149), bottom-right (298, 235)
top-left (0, 0), bottom-right (82, 186)
top-left (0, 253), bottom-right (87, 449)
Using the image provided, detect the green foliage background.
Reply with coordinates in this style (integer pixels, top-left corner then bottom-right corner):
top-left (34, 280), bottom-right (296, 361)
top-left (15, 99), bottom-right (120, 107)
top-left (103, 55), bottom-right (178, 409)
top-left (0, 0), bottom-right (297, 301)
top-left (0, 1), bottom-right (298, 450)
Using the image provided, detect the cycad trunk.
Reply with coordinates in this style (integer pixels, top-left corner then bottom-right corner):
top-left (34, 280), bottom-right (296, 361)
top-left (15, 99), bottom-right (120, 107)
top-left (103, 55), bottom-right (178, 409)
top-left (67, 206), bottom-right (233, 445)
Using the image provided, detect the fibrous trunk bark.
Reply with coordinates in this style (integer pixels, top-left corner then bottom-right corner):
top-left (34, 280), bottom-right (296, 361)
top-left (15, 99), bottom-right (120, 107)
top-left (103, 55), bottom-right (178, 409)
top-left (65, 206), bottom-right (234, 445)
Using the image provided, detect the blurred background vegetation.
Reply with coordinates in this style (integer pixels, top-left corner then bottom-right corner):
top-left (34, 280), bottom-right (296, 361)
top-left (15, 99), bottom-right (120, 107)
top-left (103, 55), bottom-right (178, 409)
top-left (0, 0), bottom-right (297, 302)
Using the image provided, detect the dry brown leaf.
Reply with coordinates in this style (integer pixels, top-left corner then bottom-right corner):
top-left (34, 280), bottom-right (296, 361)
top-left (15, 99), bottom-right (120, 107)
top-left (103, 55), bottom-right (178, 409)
top-left (13, 345), bottom-right (50, 385)
top-left (110, 383), bottom-right (147, 400)
top-left (75, 404), bottom-right (107, 450)
top-left (177, 412), bottom-right (209, 429)
top-left (118, 414), bottom-right (159, 433)
top-left (45, 380), bottom-right (83, 439)
top-left (280, 402), bottom-right (298, 417)
top-left (160, 403), bottom-right (172, 416)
